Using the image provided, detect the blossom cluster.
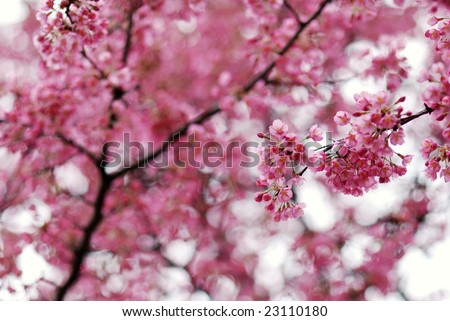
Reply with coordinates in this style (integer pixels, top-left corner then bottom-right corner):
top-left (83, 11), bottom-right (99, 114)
top-left (424, 18), bottom-right (450, 130)
top-left (243, 0), bottom-right (284, 27)
top-left (365, 48), bottom-right (409, 92)
top-left (426, 16), bottom-right (450, 62)
top-left (420, 139), bottom-right (450, 182)
top-left (35, 0), bottom-right (107, 67)
top-left (421, 15), bottom-right (450, 180)
top-left (254, 119), bottom-right (324, 221)
top-left (256, 91), bottom-right (415, 220)
top-left (320, 91), bottom-right (413, 196)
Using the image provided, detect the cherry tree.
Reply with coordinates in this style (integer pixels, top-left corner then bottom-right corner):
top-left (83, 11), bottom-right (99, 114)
top-left (0, 0), bottom-right (449, 300)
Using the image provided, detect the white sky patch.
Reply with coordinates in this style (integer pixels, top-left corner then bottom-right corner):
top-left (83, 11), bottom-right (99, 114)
top-left (158, 267), bottom-right (193, 300)
top-left (240, 23), bottom-right (259, 40)
top-left (398, 237), bottom-right (450, 300)
top-left (0, 1), bottom-right (28, 24)
top-left (400, 38), bottom-right (430, 78)
top-left (259, 237), bottom-right (289, 269)
top-left (230, 198), bottom-right (265, 223)
top-left (0, 92), bottom-right (15, 112)
top-left (54, 163), bottom-right (89, 195)
top-left (212, 276), bottom-right (239, 300)
top-left (348, 183), bottom-right (408, 225)
top-left (301, 181), bottom-right (336, 232)
top-left (164, 239), bottom-right (196, 267)
top-left (341, 78), bottom-right (380, 105)
top-left (255, 235), bottom-right (292, 295)
top-left (190, 290), bottom-right (210, 300)
top-left (0, 147), bottom-right (20, 171)
top-left (341, 234), bottom-right (378, 269)
top-left (176, 18), bottom-right (197, 34)
top-left (1, 199), bottom-right (51, 234)
top-left (16, 245), bottom-right (48, 285)
top-left (86, 251), bottom-right (121, 279)
top-left (1, 207), bottom-right (35, 233)
top-left (255, 266), bottom-right (285, 295)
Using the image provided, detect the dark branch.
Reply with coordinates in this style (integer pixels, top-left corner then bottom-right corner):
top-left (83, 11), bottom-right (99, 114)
top-left (397, 288), bottom-right (410, 301)
top-left (399, 104), bottom-right (434, 126)
top-left (122, 9), bottom-right (135, 65)
top-left (65, 1), bottom-right (74, 27)
top-left (265, 75), bottom-right (352, 88)
top-left (240, 0), bottom-right (332, 95)
top-left (81, 48), bottom-right (107, 79)
top-left (284, 0), bottom-right (301, 25)
top-left (298, 167), bottom-right (308, 176)
top-left (54, 132), bottom-right (98, 164)
top-left (110, 105), bottom-right (221, 178)
top-left (54, 171), bottom-right (112, 300)
top-left (264, 79), bottom-right (304, 87)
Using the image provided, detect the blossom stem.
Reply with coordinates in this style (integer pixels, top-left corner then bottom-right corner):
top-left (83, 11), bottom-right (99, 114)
top-left (399, 104), bottom-right (434, 127)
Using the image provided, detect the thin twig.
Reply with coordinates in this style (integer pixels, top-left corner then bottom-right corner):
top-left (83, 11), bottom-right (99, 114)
top-left (110, 105), bottom-right (221, 178)
top-left (399, 104), bottom-right (434, 126)
top-left (81, 48), bottom-right (107, 79)
top-left (65, 1), bottom-right (74, 27)
top-left (122, 9), bottom-right (135, 65)
top-left (397, 288), bottom-right (410, 301)
top-left (54, 132), bottom-right (98, 164)
top-left (240, 0), bottom-right (332, 95)
top-left (284, 0), bottom-right (301, 25)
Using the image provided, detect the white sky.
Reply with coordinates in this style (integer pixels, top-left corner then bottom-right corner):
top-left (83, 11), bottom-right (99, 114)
top-left (0, 1), bottom-right (28, 25)
top-left (0, 0), bottom-right (450, 301)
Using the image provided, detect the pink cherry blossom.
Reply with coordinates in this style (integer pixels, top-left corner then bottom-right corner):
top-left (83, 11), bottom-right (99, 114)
top-left (390, 128), bottom-right (405, 145)
top-left (428, 16), bottom-right (443, 26)
top-left (425, 159), bottom-right (441, 180)
top-left (443, 127), bottom-right (450, 140)
top-left (420, 139), bottom-right (438, 158)
top-left (269, 119), bottom-right (289, 138)
top-left (278, 187), bottom-right (293, 202)
top-left (308, 124), bottom-right (323, 141)
top-left (441, 166), bottom-right (450, 182)
top-left (334, 111), bottom-right (351, 126)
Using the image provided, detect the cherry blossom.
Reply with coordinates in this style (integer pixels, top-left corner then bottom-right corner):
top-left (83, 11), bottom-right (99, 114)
top-left (0, 0), bottom-right (449, 302)
top-left (255, 119), bottom-right (309, 221)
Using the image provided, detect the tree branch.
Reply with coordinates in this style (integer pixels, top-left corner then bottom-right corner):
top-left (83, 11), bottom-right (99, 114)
top-left (54, 169), bottom-right (112, 300)
top-left (240, 0), bottom-right (332, 95)
top-left (81, 48), bottom-right (107, 79)
top-left (65, 1), bottom-right (75, 27)
top-left (111, 0), bottom-right (333, 178)
top-left (54, 0), bottom-right (333, 299)
top-left (122, 8), bottom-right (135, 65)
top-left (397, 288), bottom-right (410, 301)
top-left (399, 104), bottom-right (434, 127)
top-left (283, 0), bottom-right (301, 25)
top-left (54, 132), bottom-right (98, 164)
top-left (110, 104), bottom-right (221, 178)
